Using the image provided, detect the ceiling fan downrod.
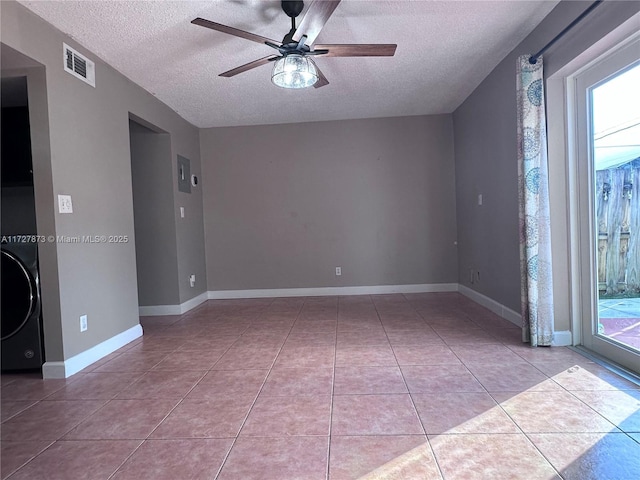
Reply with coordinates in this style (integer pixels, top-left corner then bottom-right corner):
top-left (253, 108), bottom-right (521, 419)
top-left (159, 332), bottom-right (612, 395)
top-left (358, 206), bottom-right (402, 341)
top-left (280, 1), bottom-right (304, 46)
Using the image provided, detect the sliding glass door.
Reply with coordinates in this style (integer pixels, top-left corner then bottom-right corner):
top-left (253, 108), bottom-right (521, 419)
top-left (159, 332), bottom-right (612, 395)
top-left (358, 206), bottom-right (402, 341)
top-left (575, 36), bottom-right (640, 373)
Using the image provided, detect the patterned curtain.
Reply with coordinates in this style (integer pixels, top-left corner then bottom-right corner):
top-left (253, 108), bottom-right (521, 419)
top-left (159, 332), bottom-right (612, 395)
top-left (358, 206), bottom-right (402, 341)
top-left (517, 55), bottom-right (554, 347)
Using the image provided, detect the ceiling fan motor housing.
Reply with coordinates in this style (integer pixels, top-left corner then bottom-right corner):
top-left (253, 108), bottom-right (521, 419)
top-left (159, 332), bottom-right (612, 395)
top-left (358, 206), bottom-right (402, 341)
top-left (281, 1), bottom-right (304, 19)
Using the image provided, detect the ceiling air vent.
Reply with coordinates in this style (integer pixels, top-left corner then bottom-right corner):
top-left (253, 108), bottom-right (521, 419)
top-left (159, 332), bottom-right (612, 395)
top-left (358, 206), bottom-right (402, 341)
top-left (63, 43), bottom-right (95, 87)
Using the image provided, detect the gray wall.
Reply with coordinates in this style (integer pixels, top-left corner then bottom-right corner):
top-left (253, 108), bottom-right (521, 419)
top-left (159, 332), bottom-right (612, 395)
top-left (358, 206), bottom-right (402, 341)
top-left (1, 0), bottom-right (206, 361)
top-left (201, 115), bottom-right (458, 291)
top-left (453, 1), bottom-right (640, 321)
top-left (129, 120), bottom-right (180, 306)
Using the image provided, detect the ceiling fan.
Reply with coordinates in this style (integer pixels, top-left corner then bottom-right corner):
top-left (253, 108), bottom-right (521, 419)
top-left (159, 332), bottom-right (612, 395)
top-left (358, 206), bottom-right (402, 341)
top-left (192, 0), bottom-right (397, 89)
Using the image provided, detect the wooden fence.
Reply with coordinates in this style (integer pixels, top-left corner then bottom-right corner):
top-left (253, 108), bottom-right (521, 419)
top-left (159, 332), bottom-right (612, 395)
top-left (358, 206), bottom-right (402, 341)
top-left (595, 160), bottom-right (640, 296)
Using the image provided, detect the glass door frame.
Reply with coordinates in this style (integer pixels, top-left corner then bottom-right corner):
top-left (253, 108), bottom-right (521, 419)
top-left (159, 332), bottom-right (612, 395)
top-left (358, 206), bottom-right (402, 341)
top-left (572, 35), bottom-right (640, 373)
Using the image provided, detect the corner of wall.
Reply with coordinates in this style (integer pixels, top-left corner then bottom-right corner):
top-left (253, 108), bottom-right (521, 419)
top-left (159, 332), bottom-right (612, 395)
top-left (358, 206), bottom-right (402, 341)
top-left (42, 324), bottom-right (142, 378)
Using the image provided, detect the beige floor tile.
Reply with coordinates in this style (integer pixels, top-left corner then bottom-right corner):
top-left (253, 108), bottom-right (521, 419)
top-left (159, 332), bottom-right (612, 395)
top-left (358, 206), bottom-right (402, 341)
top-left (332, 394), bottom-right (423, 435)
top-left (0, 401), bottom-right (37, 422)
top-left (429, 433), bottom-right (560, 480)
top-left (241, 395), bottom-right (331, 436)
top-left (392, 344), bottom-right (461, 366)
top-left (537, 363), bottom-right (640, 391)
top-left (111, 439), bottom-right (233, 480)
top-left (493, 390), bottom-right (618, 433)
top-left (466, 362), bottom-right (561, 392)
top-left (529, 432), bottom-right (640, 480)
top-left (401, 364), bottom-right (484, 393)
top-left (5, 440), bottom-right (142, 480)
top-left (63, 398), bottom-right (179, 439)
top-left (260, 367), bottom-right (333, 396)
top-left (151, 396), bottom-right (255, 438)
top-left (412, 392), bottom-right (519, 434)
top-left (335, 345), bottom-right (398, 366)
top-left (571, 389), bottom-right (640, 432)
top-left (0, 441), bottom-right (53, 479)
top-left (329, 435), bottom-right (442, 480)
top-left (334, 366), bottom-right (407, 395)
top-left (218, 436), bottom-right (329, 480)
top-left (186, 369), bottom-right (268, 398)
top-left (1, 400), bottom-right (105, 441)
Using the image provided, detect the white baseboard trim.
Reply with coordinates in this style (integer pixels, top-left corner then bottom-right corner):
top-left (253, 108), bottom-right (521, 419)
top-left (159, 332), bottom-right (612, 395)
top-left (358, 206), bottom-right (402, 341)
top-left (208, 283), bottom-right (459, 300)
top-left (139, 292), bottom-right (208, 316)
top-left (139, 305), bottom-right (182, 316)
top-left (552, 330), bottom-right (573, 346)
top-left (179, 292), bottom-right (208, 313)
top-left (42, 324), bottom-right (143, 379)
top-left (458, 285), bottom-right (573, 346)
top-left (457, 285), bottom-right (522, 326)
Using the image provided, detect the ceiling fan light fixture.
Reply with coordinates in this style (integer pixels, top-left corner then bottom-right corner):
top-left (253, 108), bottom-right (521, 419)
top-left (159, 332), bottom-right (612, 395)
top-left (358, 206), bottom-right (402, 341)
top-left (271, 54), bottom-right (318, 89)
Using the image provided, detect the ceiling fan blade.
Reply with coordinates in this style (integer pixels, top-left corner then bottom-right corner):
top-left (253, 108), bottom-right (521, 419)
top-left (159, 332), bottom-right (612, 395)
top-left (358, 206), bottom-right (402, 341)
top-left (314, 65), bottom-right (329, 88)
top-left (292, 0), bottom-right (341, 46)
top-left (192, 18), bottom-right (280, 46)
top-left (219, 55), bottom-right (279, 78)
top-left (314, 44), bottom-right (397, 57)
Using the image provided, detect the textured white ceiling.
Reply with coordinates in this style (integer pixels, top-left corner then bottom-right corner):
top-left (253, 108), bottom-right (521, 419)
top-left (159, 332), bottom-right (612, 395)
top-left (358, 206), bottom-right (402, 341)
top-left (18, 0), bottom-right (559, 127)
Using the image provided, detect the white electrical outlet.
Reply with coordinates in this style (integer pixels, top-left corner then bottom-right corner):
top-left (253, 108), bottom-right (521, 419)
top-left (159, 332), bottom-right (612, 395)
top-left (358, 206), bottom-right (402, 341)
top-left (80, 314), bottom-right (88, 332)
top-left (189, 274), bottom-right (196, 287)
top-left (180, 207), bottom-right (185, 218)
top-left (58, 194), bottom-right (73, 213)
top-left (477, 194), bottom-right (483, 206)
top-left (335, 267), bottom-right (342, 276)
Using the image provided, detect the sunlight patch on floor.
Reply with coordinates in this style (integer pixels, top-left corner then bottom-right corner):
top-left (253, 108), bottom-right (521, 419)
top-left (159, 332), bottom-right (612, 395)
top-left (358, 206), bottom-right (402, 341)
top-left (356, 365), bottom-right (639, 480)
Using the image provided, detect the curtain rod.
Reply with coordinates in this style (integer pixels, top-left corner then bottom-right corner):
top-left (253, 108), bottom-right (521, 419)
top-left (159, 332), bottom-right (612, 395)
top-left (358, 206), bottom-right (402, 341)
top-left (529, 0), bottom-right (604, 64)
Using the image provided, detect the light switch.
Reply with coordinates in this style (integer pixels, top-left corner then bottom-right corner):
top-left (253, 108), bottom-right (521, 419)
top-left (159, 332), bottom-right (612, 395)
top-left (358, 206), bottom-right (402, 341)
top-left (180, 207), bottom-right (185, 218)
top-left (477, 194), bottom-right (483, 206)
top-left (58, 194), bottom-right (73, 213)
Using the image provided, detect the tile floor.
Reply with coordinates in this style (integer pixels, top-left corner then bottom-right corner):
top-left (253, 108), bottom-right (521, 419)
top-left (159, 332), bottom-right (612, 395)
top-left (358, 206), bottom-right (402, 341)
top-left (2, 293), bottom-right (640, 479)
